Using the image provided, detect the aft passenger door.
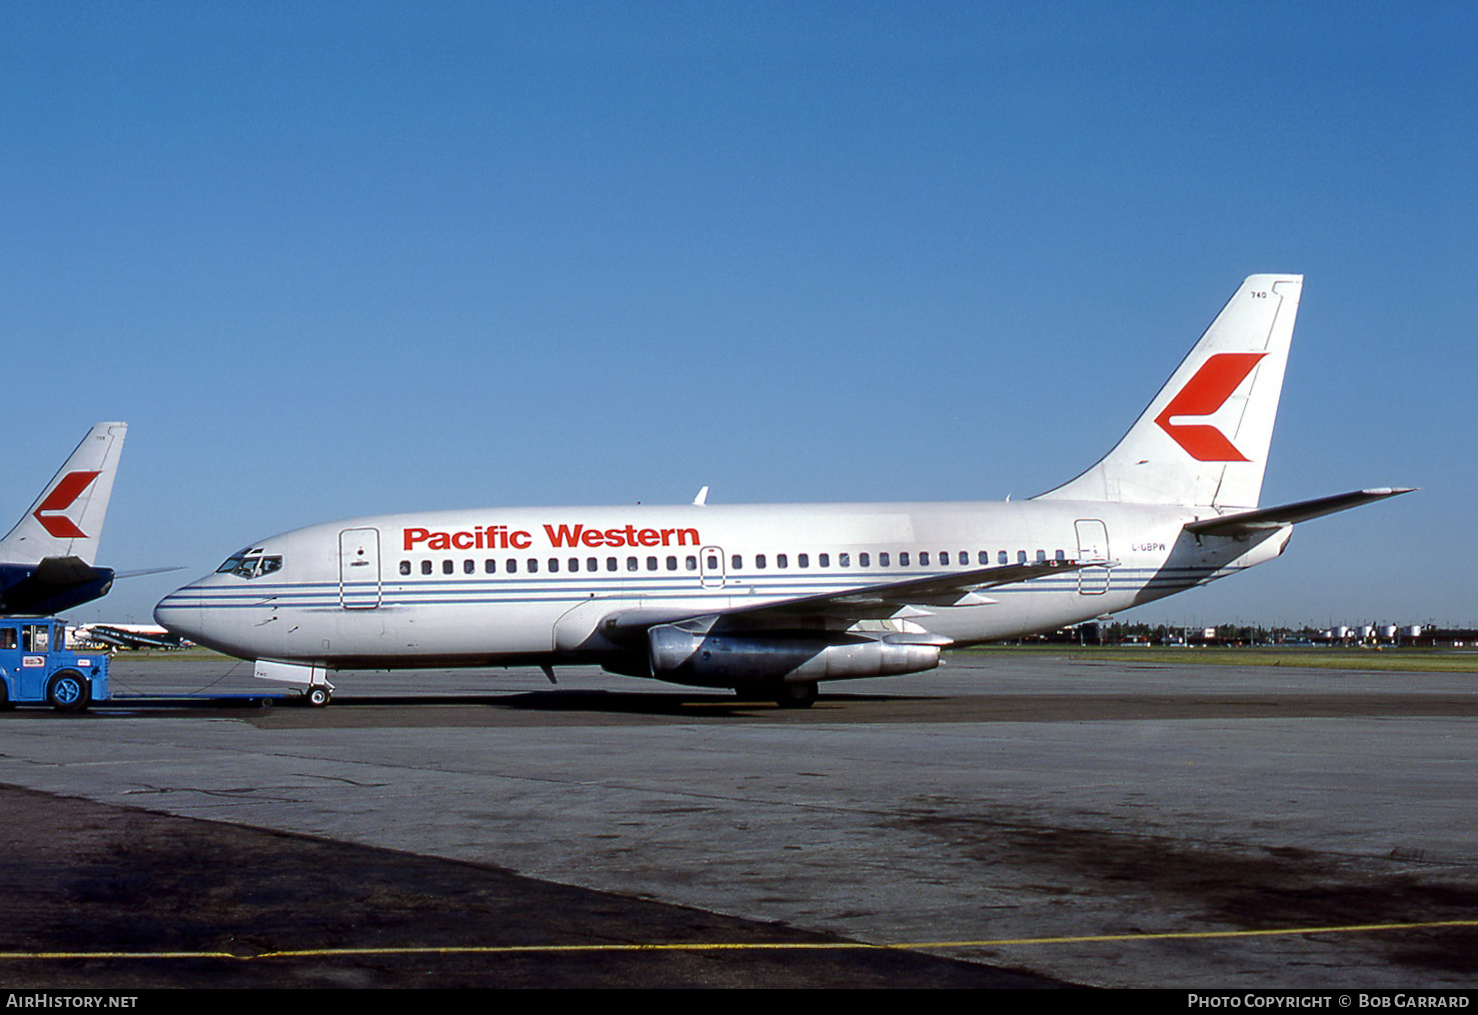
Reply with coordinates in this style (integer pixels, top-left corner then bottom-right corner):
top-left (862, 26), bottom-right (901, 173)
top-left (339, 527), bottom-right (382, 609)
top-left (1074, 519), bottom-right (1111, 595)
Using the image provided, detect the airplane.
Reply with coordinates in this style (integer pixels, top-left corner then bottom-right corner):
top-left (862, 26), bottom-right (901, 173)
top-left (0, 423), bottom-right (130, 616)
top-left (70, 623), bottom-right (189, 650)
top-left (154, 275), bottom-right (1411, 707)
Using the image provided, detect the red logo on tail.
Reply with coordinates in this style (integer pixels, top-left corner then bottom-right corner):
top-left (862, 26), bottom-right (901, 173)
top-left (1154, 353), bottom-right (1266, 462)
top-left (33, 470), bottom-right (100, 538)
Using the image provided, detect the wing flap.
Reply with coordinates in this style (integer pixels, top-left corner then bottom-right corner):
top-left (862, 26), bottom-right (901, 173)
top-left (599, 558), bottom-right (1089, 640)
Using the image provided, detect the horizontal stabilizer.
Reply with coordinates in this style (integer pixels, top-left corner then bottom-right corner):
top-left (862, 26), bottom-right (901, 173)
top-left (1184, 487), bottom-right (1415, 537)
top-left (31, 555), bottom-right (111, 586)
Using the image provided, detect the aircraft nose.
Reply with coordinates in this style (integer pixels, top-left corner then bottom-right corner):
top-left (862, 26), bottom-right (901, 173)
top-left (153, 588), bottom-right (202, 642)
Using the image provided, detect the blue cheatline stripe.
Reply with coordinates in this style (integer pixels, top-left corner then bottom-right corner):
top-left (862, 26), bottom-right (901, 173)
top-left (163, 564), bottom-right (1240, 613)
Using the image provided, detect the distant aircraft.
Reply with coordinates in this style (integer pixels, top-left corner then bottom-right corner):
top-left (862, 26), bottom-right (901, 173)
top-left (0, 423), bottom-right (129, 616)
top-left (156, 276), bottom-right (1411, 707)
top-left (71, 623), bottom-right (188, 650)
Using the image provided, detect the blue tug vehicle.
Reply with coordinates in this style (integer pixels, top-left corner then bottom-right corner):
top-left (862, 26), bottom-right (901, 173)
top-left (0, 616), bottom-right (108, 712)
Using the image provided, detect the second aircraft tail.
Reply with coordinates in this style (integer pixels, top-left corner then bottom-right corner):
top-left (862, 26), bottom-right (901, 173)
top-left (0, 422), bottom-right (128, 565)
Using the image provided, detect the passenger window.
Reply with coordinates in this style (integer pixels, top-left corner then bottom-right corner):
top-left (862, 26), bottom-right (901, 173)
top-left (647, 556), bottom-right (658, 570)
top-left (421, 560), bottom-right (433, 575)
top-left (569, 558), bottom-right (580, 572)
top-left (464, 559), bottom-right (475, 574)
top-left (777, 554), bottom-right (788, 569)
top-left (607, 557), bottom-right (617, 571)
top-left (1055, 549), bottom-right (1066, 561)
top-left (959, 551), bottom-right (969, 566)
top-left (507, 559), bottom-right (518, 573)
top-left (0, 628), bottom-right (13, 650)
top-left (626, 556), bottom-right (638, 572)
top-left (528, 558), bottom-right (539, 573)
top-left (670, 556), bottom-right (680, 571)
top-left (485, 559), bottom-right (497, 573)
top-left (1017, 550), bottom-right (1027, 564)
top-left (838, 552), bottom-right (849, 567)
top-left (798, 553), bottom-right (809, 568)
top-left (756, 554), bottom-right (767, 569)
top-left (686, 555), bottom-right (698, 571)
top-left (818, 553), bottom-right (829, 567)
top-left (706, 553), bottom-right (718, 570)
top-left (400, 561), bottom-right (411, 576)
top-left (979, 551), bottom-right (989, 565)
top-left (731, 554), bottom-right (743, 570)
top-left (1036, 549), bottom-right (1046, 562)
top-left (999, 550), bottom-right (1008, 565)
top-left (859, 552), bottom-right (870, 567)
top-left (920, 552), bottom-right (930, 566)
top-left (443, 560), bottom-right (454, 575)
top-left (549, 558), bottom-right (559, 572)
top-left (879, 552), bottom-right (889, 567)
top-left (900, 552), bottom-right (910, 566)
top-left (588, 558), bottom-right (598, 572)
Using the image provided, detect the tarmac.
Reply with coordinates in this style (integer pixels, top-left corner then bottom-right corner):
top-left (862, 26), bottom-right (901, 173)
top-left (0, 649), bottom-right (1475, 989)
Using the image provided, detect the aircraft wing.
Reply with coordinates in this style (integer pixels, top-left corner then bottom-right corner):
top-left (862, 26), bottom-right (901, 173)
top-left (1184, 487), bottom-right (1415, 538)
top-left (600, 558), bottom-right (1090, 638)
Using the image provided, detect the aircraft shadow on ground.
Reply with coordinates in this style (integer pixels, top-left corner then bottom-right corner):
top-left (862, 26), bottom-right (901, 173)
top-left (65, 688), bottom-right (913, 718)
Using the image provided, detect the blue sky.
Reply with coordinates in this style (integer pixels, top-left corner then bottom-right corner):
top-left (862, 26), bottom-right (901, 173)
top-left (3, 2), bottom-right (1473, 628)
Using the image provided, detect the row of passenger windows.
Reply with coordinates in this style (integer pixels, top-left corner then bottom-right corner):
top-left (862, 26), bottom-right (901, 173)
top-left (397, 548), bottom-right (1069, 577)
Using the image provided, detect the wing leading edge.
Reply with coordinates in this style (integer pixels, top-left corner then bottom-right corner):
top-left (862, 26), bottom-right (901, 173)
top-left (600, 557), bottom-right (1091, 640)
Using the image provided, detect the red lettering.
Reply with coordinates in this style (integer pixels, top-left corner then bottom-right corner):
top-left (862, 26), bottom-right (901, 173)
top-left (405, 521), bottom-right (699, 553)
top-left (544, 523), bottom-right (582, 547)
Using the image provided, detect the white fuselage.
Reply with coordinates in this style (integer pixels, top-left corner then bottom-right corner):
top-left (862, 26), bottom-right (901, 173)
top-left (153, 497), bottom-right (1289, 674)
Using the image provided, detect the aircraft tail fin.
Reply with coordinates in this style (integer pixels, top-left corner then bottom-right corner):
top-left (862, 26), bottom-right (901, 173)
top-left (1035, 275), bottom-right (1302, 509)
top-left (0, 423), bottom-right (128, 565)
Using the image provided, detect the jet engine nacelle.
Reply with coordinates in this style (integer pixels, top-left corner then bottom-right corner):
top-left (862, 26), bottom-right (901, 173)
top-left (646, 624), bottom-right (941, 687)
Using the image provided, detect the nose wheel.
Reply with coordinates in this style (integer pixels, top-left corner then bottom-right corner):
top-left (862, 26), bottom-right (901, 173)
top-left (303, 686), bottom-right (332, 708)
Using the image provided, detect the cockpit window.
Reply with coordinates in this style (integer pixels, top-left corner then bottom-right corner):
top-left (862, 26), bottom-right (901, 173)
top-left (215, 550), bottom-right (284, 579)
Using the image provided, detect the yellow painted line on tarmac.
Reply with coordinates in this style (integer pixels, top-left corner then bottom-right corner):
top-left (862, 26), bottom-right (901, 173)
top-left (0, 919), bottom-right (1473, 962)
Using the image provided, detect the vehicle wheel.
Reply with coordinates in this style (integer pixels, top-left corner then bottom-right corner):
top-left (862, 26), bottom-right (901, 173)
top-left (47, 671), bottom-right (91, 713)
top-left (774, 682), bottom-right (818, 709)
top-left (0, 682), bottom-right (14, 711)
top-left (304, 686), bottom-right (331, 708)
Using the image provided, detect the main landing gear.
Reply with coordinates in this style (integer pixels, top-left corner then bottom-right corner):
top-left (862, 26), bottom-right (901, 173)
top-left (771, 682), bottom-right (819, 709)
